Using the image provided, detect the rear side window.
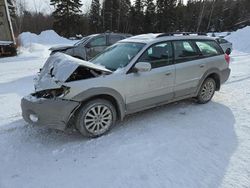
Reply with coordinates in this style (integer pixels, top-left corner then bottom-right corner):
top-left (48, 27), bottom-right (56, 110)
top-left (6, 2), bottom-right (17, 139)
top-left (195, 41), bottom-right (223, 56)
top-left (109, 35), bottom-right (124, 45)
top-left (173, 41), bottom-right (200, 63)
top-left (89, 36), bottom-right (106, 47)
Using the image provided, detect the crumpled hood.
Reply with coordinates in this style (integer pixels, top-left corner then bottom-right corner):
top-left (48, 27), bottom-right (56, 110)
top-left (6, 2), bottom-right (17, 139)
top-left (35, 53), bottom-right (112, 92)
top-left (49, 45), bottom-right (74, 52)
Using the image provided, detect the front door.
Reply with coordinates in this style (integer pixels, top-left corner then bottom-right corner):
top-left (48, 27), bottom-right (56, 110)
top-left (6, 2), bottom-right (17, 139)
top-left (125, 41), bottom-right (176, 113)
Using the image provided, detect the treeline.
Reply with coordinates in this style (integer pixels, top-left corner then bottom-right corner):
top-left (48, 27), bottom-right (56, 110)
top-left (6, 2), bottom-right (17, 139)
top-left (11, 0), bottom-right (250, 37)
top-left (88, 0), bottom-right (250, 34)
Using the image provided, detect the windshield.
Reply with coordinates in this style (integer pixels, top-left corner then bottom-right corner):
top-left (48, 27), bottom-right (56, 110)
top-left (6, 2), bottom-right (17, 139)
top-left (90, 42), bottom-right (145, 71)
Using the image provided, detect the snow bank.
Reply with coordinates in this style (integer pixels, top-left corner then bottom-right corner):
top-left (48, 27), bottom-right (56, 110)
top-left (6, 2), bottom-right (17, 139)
top-left (17, 30), bottom-right (77, 57)
top-left (18, 30), bottom-right (74, 48)
top-left (226, 26), bottom-right (250, 53)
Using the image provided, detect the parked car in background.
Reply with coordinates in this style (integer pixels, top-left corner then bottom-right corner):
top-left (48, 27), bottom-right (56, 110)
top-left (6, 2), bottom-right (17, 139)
top-left (215, 37), bottom-right (233, 54)
top-left (49, 32), bottom-right (132, 60)
top-left (22, 33), bottom-right (231, 138)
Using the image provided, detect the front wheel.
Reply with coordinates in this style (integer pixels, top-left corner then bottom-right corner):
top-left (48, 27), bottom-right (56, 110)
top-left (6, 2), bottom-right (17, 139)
top-left (76, 99), bottom-right (117, 137)
top-left (197, 78), bottom-right (216, 104)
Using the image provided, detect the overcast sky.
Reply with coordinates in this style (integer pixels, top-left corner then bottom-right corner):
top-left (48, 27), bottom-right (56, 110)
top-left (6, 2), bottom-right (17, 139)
top-left (25, 0), bottom-right (188, 14)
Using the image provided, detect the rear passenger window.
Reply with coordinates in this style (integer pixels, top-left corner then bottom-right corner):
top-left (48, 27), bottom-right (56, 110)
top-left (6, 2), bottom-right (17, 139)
top-left (195, 41), bottom-right (222, 56)
top-left (89, 36), bottom-right (106, 47)
top-left (138, 42), bottom-right (173, 69)
top-left (173, 41), bottom-right (200, 63)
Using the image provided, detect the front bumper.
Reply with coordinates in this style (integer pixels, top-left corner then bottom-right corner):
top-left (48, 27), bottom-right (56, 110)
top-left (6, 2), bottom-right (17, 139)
top-left (21, 95), bottom-right (80, 131)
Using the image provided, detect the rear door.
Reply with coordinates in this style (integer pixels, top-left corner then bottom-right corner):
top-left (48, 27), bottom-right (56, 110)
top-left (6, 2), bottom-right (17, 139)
top-left (125, 41), bottom-right (176, 112)
top-left (173, 40), bottom-right (205, 97)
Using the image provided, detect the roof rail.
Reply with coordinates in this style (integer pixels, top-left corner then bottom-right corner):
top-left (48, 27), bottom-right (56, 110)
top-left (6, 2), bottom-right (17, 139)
top-left (156, 32), bottom-right (207, 38)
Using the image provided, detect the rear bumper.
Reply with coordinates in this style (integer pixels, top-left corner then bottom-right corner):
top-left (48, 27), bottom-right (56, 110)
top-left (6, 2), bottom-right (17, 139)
top-left (21, 95), bottom-right (80, 131)
top-left (221, 68), bottom-right (231, 84)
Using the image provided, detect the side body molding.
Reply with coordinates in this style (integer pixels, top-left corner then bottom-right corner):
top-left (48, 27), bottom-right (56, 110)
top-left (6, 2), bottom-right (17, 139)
top-left (72, 87), bottom-right (126, 120)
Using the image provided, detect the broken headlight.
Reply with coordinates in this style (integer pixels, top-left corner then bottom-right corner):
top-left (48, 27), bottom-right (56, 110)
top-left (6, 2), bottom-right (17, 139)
top-left (32, 86), bottom-right (70, 99)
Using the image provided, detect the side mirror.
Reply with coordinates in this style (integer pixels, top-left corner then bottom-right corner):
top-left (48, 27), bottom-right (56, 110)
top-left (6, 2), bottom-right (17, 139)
top-left (134, 62), bottom-right (152, 73)
top-left (225, 48), bottom-right (231, 55)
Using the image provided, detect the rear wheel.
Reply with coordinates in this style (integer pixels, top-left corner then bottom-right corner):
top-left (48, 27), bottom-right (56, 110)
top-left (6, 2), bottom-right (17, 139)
top-left (197, 78), bottom-right (216, 104)
top-left (76, 99), bottom-right (117, 137)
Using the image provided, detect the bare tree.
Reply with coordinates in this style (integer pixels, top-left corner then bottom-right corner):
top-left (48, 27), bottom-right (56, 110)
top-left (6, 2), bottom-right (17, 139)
top-left (15, 0), bottom-right (27, 34)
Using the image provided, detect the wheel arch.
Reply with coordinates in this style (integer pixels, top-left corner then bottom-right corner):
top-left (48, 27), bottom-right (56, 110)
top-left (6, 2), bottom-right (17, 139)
top-left (72, 88), bottom-right (126, 120)
top-left (207, 73), bottom-right (221, 91)
top-left (196, 68), bottom-right (221, 96)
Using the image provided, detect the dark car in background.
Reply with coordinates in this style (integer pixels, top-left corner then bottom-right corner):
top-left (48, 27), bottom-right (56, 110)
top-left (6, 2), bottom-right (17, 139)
top-left (215, 37), bottom-right (233, 54)
top-left (50, 32), bottom-right (132, 60)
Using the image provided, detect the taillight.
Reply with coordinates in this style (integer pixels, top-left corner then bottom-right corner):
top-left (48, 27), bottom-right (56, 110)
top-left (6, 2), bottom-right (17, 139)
top-left (225, 54), bottom-right (230, 64)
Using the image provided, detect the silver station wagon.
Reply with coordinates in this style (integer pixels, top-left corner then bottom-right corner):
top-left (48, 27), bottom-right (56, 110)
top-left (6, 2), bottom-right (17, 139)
top-left (21, 33), bottom-right (231, 137)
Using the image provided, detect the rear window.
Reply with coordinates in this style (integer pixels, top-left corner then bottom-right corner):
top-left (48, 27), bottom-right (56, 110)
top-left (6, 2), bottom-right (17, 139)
top-left (195, 41), bottom-right (223, 56)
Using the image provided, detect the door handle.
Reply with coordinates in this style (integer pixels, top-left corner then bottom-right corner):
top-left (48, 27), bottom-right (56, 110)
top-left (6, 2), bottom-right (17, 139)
top-left (200, 64), bottom-right (205, 68)
top-left (165, 72), bottom-right (172, 76)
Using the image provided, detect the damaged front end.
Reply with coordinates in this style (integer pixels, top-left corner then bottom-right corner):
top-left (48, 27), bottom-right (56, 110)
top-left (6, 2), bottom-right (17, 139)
top-left (21, 53), bottom-right (112, 130)
top-left (34, 52), bottom-right (112, 93)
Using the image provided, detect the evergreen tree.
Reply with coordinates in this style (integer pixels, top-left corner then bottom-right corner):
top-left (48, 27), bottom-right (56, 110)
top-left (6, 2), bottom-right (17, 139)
top-left (101, 0), bottom-right (130, 33)
top-left (144, 0), bottom-right (156, 33)
top-left (130, 0), bottom-right (144, 34)
top-left (183, 0), bottom-right (200, 32)
top-left (89, 0), bottom-right (101, 33)
top-left (223, 0), bottom-right (240, 30)
top-left (118, 0), bottom-right (131, 33)
top-left (175, 0), bottom-right (185, 31)
top-left (50, 0), bottom-right (83, 37)
top-left (156, 0), bottom-right (177, 32)
top-left (102, 0), bottom-right (116, 31)
top-left (210, 0), bottom-right (225, 31)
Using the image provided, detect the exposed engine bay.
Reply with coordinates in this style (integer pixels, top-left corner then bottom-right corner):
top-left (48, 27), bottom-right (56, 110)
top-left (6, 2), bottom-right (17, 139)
top-left (33, 53), bottom-right (112, 95)
top-left (66, 67), bottom-right (103, 82)
top-left (32, 86), bottom-right (70, 99)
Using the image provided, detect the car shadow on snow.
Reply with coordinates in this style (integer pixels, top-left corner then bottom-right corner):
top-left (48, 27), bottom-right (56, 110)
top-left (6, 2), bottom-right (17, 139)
top-left (1, 99), bottom-right (237, 187)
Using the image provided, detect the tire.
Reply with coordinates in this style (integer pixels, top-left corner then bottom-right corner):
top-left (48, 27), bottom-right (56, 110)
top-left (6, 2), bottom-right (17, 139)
top-left (76, 99), bottom-right (117, 138)
top-left (197, 78), bottom-right (216, 104)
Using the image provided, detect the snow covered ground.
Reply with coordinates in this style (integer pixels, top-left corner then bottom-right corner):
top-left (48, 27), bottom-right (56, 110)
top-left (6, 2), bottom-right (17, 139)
top-left (0, 30), bottom-right (250, 188)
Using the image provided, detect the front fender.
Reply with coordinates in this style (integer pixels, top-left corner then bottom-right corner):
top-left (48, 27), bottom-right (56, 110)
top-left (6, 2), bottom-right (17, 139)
top-left (72, 87), bottom-right (126, 120)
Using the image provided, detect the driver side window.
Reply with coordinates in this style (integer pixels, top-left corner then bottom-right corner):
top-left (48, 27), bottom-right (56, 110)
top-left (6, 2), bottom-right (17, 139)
top-left (89, 36), bottom-right (106, 47)
top-left (138, 42), bottom-right (173, 69)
